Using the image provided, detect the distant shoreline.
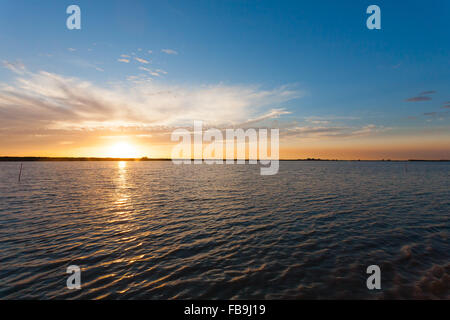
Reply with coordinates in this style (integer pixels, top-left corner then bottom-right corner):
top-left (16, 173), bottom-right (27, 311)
top-left (0, 157), bottom-right (448, 162)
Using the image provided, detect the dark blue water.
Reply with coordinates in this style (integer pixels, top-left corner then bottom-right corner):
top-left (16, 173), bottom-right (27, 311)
top-left (0, 161), bottom-right (448, 299)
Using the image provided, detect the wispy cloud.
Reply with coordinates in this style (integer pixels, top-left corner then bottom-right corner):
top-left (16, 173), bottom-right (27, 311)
top-left (2, 60), bottom-right (27, 74)
top-left (134, 57), bottom-right (150, 64)
top-left (283, 124), bottom-right (387, 139)
top-left (118, 58), bottom-right (130, 63)
top-left (405, 96), bottom-right (432, 102)
top-left (420, 90), bottom-right (436, 95)
top-left (405, 90), bottom-right (436, 102)
top-left (161, 49), bottom-right (178, 55)
top-left (138, 67), bottom-right (160, 76)
top-left (67, 48), bottom-right (76, 52)
top-left (306, 119), bottom-right (330, 125)
top-left (238, 108), bottom-right (291, 127)
top-left (304, 115), bottom-right (360, 122)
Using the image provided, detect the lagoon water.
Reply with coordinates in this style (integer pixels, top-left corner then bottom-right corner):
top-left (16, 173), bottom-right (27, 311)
top-left (0, 161), bottom-right (448, 299)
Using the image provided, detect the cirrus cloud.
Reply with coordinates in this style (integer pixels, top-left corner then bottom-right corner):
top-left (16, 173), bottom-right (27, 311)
top-left (134, 57), bottom-right (150, 64)
top-left (161, 49), bottom-right (178, 55)
top-left (405, 96), bottom-right (432, 102)
top-left (405, 90), bottom-right (436, 102)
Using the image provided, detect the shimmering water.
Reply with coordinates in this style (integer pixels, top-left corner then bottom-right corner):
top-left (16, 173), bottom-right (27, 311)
top-left (0, 161), bottom-right (448, 299)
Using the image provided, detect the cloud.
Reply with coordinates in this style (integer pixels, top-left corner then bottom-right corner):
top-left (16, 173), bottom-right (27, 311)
top-left (2, 60), bottom-right (27, 74)
top-left (120, 54), bottom-right (130, 58)
top-left (134, 57), bottom-right (150, 64)
top-left (405, 90), bottom-right (436, 102)
top-left (148, 50), bottom-right (153, 54)
top-left (284, 126), bottom-right (346, 138)
top-left (126, 74), bottom-right (153, 83)
top-left (419, 91), bottom-right (436, 95)
top-left (0, 64), bottom-right (300, 139)
top-left (161, 49), bottom-right (178, 55)
top-left (352, 124), bottom-right (386, 135)
top-left (118, 58), bottom-right (130, 63)
top-left (405, 96), bottom-right (432, 102)
top-left (68, 48), bottom-right (76, 52)
top-left (405, 96), bottom-right (431, 102)
top-left (238, 108), bottom-right (291, 127)
top-left (138, 67), bottom-right (160, 76)
top-left (307, 119), bottom-right (330, 125)
top-left (283, 124), bottom-right (387, 139)
top-left (304, 115), bottom-right (360, 122)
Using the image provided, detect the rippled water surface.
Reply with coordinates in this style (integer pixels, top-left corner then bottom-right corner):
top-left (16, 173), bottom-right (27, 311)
top-left (0, 161), bottom-right (448, 299)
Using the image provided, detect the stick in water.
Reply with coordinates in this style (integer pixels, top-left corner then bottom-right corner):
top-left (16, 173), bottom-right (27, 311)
top-left (18, 163), bottom-right (23, 182)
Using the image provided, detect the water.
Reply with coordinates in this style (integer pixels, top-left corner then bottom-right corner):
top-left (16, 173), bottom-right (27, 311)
top-left (0, 161), bottom-right (448, 299)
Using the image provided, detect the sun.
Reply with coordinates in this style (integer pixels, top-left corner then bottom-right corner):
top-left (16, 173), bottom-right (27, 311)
top-left (108, 141), bottom-right (141, 158)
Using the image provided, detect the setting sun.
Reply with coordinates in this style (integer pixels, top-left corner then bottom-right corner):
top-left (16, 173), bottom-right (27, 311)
top-left (108, 141), bottom-right (141, 158)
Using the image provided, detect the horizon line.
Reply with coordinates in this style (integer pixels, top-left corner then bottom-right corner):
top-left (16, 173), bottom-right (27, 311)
top-left (0, 156), bottom-right (449, 162)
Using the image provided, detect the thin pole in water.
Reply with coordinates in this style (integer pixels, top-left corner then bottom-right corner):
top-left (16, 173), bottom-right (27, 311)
top-left (18, 163), bottom-right (23, 182)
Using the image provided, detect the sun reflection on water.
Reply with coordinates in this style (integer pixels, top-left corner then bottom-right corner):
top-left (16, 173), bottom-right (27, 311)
top-left (115, 161), bottom-right (129, 207)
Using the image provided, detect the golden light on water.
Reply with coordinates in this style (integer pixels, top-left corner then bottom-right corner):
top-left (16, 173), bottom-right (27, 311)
top-left (115, 160), bottom-right (129, 208)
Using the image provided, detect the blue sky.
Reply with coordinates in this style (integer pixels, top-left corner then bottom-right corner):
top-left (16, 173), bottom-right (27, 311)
top-left (0, 0), bottom-right (449, 158)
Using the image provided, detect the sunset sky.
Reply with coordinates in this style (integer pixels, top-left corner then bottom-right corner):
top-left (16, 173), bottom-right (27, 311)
top-left (0, 0), bottom-right (449, 159)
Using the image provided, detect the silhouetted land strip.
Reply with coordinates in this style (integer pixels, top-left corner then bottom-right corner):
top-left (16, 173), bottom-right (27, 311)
top-left (0, 157), bottom-right (448, 162)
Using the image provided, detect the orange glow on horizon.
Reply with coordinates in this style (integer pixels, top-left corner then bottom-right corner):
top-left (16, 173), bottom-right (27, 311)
top-left (1, 132), bottom-right (449, 160)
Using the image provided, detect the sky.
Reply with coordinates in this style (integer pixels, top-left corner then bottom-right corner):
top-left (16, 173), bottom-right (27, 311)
top-left (0, 0), bottom-right (449, 159)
